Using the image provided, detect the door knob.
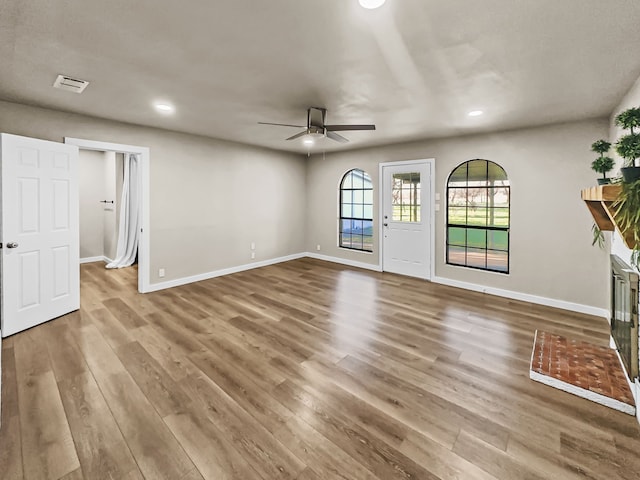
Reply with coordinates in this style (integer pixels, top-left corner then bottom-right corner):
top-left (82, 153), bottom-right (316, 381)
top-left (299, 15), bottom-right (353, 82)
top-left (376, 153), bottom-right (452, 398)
top-left (6, 242), bottom-right (19, 248)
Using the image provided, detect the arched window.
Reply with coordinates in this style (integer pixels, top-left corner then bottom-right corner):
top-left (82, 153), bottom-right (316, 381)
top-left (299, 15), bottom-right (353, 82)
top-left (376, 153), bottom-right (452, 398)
top-left (446, 160), bottom-right (510, 273)
top-left (339, 168), bottom-right (373, 252)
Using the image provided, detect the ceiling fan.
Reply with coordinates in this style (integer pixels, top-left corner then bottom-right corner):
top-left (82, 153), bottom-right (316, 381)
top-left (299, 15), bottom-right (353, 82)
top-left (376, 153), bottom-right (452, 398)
top-left (259, 107), bottom-right (375, 143)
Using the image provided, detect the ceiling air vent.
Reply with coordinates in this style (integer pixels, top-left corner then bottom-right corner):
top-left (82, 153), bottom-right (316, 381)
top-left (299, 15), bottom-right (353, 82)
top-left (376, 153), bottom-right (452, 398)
top-left (53, 74), bottom-right (90, 94)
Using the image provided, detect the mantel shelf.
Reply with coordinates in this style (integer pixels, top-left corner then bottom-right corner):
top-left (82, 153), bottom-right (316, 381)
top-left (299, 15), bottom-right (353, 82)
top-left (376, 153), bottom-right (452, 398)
top-left (581, 185), bottom-right (636, 249)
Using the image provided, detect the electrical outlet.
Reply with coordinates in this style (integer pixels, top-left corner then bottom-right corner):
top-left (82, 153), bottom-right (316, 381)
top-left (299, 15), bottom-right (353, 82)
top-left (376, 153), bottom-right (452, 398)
top-left (158, 268), bottom-right (165, 278)
top-left (251, 252), bottom-right (256, 259)
top-left (316, 244), bottom-right (321, 251)
top-left (251, 242), bottom-right (256, 250)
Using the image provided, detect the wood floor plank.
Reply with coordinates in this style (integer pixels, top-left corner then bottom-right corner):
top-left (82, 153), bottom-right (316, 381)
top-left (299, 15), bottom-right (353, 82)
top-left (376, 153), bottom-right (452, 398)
top-left (57, 371), bottom-right (143, 480)
top-left (295, 468), bottom-right (322, 480)
top-left (14, 331), bottom-right (80, 480)
top-left (128, 324), bottom-right (200, 382)
top-left (93, 370), bottom-right (197, 480)
top-left (179, 373), bottom-right (307, 480)
top-left (272, 379), bottom-right (440, 480)
top-left (103, 297), bottom-right (148, 329)
top-left (43, 321), bottom-right (89, 382)
top-left (1, 344), bottom-right (20, 422)
top-left (58, 468), bottom-right (84, 480)
top-left (88, 307), bottom-right (137, 348)
top-left (2, 258), bottom-right (639, 480)
top-left (76, 325), bottom-right (197, 480)
top-left (145, 311), bottom-right (206, 355)
top-left (399, 430), bottom-right (500, 480)
top-left (189, 348), bottom-right (293, 434)
top-left (163, 407), bottom-right (263, 480)
top-left (273, 414), bottom-right (380, 480)
top-left (453, 429), bottom-right (548, 480)
top-left (0, 415), bottom-right (24, 480)
top-left (115, 341), bottom-right (192, 417)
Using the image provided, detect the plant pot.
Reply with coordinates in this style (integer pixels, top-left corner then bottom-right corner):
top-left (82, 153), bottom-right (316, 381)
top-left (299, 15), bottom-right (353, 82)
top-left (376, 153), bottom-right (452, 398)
top-left (621, 166), bottom-right (640, 183)
top-left (597, 178), bottom-right (612, 185)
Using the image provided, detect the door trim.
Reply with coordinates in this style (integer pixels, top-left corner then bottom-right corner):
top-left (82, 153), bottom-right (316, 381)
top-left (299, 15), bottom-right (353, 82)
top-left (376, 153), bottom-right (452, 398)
top-left (378, 159), bottom-right (436, 280)
top-left (64, 137), bottom-right (150, 293)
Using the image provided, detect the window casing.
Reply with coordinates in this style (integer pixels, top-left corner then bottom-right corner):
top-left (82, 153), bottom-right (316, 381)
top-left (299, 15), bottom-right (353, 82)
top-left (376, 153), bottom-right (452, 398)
top-left (339, 169), bottom-right (373, 252)
top-left (446, 160), bottom-right (510, 273)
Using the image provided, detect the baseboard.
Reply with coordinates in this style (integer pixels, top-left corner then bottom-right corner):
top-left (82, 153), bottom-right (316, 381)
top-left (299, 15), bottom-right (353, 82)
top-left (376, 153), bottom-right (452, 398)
top-left (431, 276), bottom-right (608, 318)
top-left (305, 252), bottom-right (382, 272)
top-left (145, 253), bottom-right (307, 292)
top-left (80, 256), bottom-right (110, 264)
top-left (143, 251), bottom-right (606, 318)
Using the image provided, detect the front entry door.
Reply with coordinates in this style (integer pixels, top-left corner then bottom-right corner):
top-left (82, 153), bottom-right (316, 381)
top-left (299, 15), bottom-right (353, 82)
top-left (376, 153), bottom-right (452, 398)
top-left (382, 161), bottom-right (431, 279)
top-left (1, 133), bottom-right (80, 337)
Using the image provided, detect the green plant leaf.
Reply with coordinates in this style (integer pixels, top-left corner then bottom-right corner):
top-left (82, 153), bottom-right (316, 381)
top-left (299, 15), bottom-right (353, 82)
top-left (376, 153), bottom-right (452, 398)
top-left (591, 223), bottom-right (605, 249)
top-left (615, 133), bottom-right (640, 165)
top-left (591, 139), bottom-right (611, 154)
top-left (615, 107), bottom-right (640, 134)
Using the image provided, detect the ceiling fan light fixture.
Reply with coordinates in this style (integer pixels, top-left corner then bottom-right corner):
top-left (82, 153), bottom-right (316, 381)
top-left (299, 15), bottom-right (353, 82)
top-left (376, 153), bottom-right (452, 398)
top-left (303, 138), bottom-right (315, 146)
top-left (359, 0), bottom-right (386, 9)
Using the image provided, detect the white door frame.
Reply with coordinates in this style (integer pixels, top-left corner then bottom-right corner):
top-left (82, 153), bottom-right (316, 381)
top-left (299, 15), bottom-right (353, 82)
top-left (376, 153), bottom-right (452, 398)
top-left (378, 158), bottom-right (436, 280)
top-left (64, 137), bottom-right (150, 293)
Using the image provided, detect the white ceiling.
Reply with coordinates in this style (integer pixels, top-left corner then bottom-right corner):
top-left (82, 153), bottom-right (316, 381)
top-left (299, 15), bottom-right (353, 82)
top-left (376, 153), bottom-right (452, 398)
top-left (1, 0), bottom-right (639, 154)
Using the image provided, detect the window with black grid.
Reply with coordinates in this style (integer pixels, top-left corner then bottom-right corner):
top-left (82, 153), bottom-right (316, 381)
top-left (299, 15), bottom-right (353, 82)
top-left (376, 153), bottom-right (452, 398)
top-left (446, 160), bottom-right (510, 273)
top-left (339, 169), bottom-right (373, 252)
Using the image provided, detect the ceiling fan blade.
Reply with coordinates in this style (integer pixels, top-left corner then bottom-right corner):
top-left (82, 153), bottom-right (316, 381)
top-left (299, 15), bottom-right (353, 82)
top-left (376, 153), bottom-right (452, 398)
top-left (326, 131), bottom-right (349, 143)
top-left (286, 131), bottom-right (309, 141)
top-left (258, 122), bottom-right (306, 128)
top-left (325, 124), bottom-right (376, 131)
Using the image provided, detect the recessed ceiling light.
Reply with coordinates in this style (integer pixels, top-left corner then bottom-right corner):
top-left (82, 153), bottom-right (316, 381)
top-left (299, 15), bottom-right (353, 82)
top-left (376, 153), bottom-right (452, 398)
top-left (154, 102), bottom-right (175, 114)
top-left (359, 0), bottom-right (386, 9)
top-left (468, 110), bottom-right (484, 117)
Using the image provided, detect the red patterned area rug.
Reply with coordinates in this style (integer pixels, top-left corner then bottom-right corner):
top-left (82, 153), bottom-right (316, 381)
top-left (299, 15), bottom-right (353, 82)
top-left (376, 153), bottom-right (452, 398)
top-left (529, 330), bottom-right (636, 416)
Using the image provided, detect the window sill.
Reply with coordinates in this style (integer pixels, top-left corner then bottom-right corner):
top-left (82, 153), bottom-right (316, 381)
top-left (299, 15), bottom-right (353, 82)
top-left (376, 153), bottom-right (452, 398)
top-left (338, 247), bottom-right (374, 255)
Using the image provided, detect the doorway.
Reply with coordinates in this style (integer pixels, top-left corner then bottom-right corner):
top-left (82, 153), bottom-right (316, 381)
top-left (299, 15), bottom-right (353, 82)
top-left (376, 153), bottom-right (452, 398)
top-left (65, 137), bottom-right (150, 293)
top-left (380, 159), bottom-right (434, 280)
top-left (78, 150), bottom-right (122, 265)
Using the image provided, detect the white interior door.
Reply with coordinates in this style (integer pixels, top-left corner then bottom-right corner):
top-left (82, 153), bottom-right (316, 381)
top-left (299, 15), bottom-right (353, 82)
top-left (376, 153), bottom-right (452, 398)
top-left (1, 133), bottom-right (80, 337)
top-left (382, 161), bottom-right (431, 279)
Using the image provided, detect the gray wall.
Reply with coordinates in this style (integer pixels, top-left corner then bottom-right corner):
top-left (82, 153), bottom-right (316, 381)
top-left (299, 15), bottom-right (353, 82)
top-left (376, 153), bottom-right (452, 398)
top-left (0, 100), bottom-right (306, 284)
top-left (78, 149), bottom-right (106, 259)
top-left (306, 119), bottom-right (611, 310)
top-left (0, 99), bottom-right (611, 310)
top-left (102, 151), bottom-right (119, 262)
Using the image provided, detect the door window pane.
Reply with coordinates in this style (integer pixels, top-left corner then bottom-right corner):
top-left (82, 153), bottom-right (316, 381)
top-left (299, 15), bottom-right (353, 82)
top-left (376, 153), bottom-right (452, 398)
top-left (392, 172), bottom-right (420, 222)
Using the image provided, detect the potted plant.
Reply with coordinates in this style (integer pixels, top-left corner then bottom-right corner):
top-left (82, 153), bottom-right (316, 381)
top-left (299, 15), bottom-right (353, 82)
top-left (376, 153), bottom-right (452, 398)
top-left (615, 107), bottom-right (640, 182)
top-left (613, 178), bottom-right (640, 269)
top-left (590, 140), bottom-right (615, 184)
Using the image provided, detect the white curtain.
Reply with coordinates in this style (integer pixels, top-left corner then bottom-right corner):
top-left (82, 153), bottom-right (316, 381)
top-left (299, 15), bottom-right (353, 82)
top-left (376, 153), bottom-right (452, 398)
top-left (106, 153), bottom-right (140, 269)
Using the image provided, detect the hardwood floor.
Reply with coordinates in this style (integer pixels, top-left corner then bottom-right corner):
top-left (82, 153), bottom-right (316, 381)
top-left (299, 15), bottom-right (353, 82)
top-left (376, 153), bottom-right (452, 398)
top-left (1, 258), bottom-right (639, 479)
